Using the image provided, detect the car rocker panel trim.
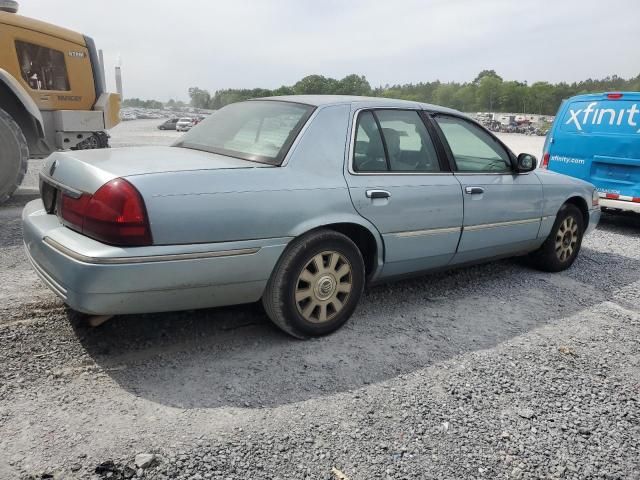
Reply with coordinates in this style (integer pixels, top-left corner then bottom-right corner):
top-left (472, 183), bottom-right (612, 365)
top-left (464, 217), bottom-right (542, 231)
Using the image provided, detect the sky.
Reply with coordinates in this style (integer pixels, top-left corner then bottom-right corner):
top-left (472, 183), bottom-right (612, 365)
top-left (17, 0), bottom-right (640, 101)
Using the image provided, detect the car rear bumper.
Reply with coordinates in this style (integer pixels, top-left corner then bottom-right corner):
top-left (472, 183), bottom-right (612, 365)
top-left (600, 198), bottom-right (640, 214)
top-left (586, 207), bottom-right (600, 234)
top-left (22, 199), bottom-right (290, 315)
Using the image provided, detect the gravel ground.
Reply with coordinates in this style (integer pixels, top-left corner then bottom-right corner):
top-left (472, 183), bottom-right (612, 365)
top-left (1, 122), bottom-right (638, 479)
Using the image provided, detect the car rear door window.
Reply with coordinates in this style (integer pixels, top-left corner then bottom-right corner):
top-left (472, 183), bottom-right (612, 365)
top-left (376, 110), bottom-right (441, 172)
top-left (353, 110), bottom-right (441, 173)
top-left (354, 111), bottom-right (388, 172)
top-left (434, 116), bottom-right (511, 172)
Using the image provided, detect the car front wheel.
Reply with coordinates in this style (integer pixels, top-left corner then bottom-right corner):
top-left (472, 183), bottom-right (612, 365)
top-left (262, 230), bottom-right (365, 338)
top-left (529, 203), bottom-right (584, 272)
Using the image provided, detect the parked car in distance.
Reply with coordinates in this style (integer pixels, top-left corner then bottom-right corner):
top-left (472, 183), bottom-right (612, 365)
top-left (542, 92), bottom-right (640, 213)
top-left (176, 117), bottom-right (194, 132)
top-left (158, 118), bottom-right (179, 130)
top-left (23, 96), bottom-right (600, 338)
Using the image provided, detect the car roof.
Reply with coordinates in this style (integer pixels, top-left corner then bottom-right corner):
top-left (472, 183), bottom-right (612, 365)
top-left (563, 91), bottom-right (640, 103)
top-left (254, 95), bottom-right (464, 115)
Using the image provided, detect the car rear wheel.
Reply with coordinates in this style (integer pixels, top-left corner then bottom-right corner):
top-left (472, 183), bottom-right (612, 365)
top-left (262, 230), bottom-right (365, 338)
top-left (529, 203), bottom-right (584, 272)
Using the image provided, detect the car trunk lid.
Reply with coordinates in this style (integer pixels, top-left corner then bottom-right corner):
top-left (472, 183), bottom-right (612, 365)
top-left (40, 146), bottom-right (270, 196)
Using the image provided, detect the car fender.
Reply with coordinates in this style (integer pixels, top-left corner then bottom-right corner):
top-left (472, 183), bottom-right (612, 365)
top-left (0, 68), bottom-right (45, 136)
top-left (287, 211), bottom-right (386, 280)
top-left (535, 169), bottom-right (595, 237)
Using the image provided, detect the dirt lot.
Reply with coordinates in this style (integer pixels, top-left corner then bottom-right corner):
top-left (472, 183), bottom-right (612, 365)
top-left (1, 122), bottom-right (638, 479)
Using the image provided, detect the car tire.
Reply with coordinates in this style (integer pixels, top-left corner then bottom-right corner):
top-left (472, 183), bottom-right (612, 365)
top-left (0, 107), bottom-right (29, 205)
top-left (529, 203), bottom-right (584, 272)
top-left (262, 229), bottom-right (365, 339)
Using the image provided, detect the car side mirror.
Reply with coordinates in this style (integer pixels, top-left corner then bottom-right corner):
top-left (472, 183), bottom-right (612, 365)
top-left (516, 153), bottom-right (537, 173)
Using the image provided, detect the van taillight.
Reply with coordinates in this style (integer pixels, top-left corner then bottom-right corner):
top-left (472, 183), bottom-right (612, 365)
top-left (59, 178), bottom-right (152, 246)
top-left (541, 153), bottom-right (550, 169)
top-left (607, 93), bottom-right (623, 99)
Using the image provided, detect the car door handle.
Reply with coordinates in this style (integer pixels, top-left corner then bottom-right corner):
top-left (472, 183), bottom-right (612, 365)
top-left (366, 189), bottom-right (391, 199)
top-left (464, 186), bottom-right (485, 195)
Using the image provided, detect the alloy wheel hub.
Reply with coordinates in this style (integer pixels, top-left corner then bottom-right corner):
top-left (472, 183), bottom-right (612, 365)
top-left (315, 275), bottom-right (337, 301)
top-left (294, 251), bottom-right (353, 323)
top-left (555, 216), bottom-right (578, 262)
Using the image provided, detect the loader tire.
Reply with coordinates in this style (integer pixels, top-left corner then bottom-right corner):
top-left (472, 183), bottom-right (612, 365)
top-left (0, 107), bottom-right (29, 205)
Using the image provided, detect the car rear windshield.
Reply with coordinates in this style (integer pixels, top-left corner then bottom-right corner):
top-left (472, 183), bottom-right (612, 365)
top-left (173, 100), bottom-right (315, 165)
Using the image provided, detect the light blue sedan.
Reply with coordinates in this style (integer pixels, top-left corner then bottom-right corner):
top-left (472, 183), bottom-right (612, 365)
top-left (22, 96), bottom-right (601, 337)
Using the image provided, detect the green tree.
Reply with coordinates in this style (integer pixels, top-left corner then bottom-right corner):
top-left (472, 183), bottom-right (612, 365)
top-left (273, 85), bottom-right (295, 96)
top-left (334, 74), bottom-right (372, 96)
top-left (498, 81), bottom-right (526, 113)
top-left (293, 75), bottom-right (336, 94)
top-left (188, 87), bottom-right (211, 109)
top-left (476, 75), bottom-right (503, 111)
top-left (452, 84), bottom-right (477, 112)
top-left (122, 98), bottom-right (163, 109)
top-left (187, 71), bottom-right (640, 114)
top-left (529, 82), bottom-right (555, 115)
top-left (473, 69), bottom-right (503, 85)
top-left (432, 83), bottom-right (458, 108)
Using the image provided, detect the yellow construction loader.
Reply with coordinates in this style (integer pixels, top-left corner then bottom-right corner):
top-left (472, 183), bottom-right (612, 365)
top-left (0, 0), bottom-right (120, 203)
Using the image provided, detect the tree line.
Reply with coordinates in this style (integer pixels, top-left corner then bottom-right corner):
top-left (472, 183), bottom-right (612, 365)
top-left (186, 70), bottom-right (640, 115)
top-left (122, 98), bottom-right (187, 109)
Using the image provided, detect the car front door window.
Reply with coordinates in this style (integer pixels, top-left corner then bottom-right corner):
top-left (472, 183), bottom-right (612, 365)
top-left (434, 116), bottom-right (511, 173)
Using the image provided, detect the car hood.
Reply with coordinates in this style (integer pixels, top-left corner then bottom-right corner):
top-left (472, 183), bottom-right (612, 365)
top-left (41, 146), bottom-right (270, 194)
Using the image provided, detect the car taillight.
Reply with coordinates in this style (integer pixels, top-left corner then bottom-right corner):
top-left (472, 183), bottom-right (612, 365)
top-left (607, 93), bottom-right (623, 99)
top-left (59, 178), bottom-right (152, 246)
top-left (541, 152), bottom-right (550, 169)
top-left (59, 193), bottom-right (91, 229)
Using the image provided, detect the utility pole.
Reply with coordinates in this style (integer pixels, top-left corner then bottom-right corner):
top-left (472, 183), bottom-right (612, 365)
top-left (115, 54), bottom-right (123, 100)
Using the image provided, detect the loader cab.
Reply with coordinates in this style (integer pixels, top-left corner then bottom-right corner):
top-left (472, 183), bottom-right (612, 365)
top-left (0, 9), bottom-right (98, 112)
top-left (0, 1), bottom-right (120, 205)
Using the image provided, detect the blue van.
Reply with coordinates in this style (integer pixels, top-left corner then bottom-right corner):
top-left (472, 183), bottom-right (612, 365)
top-left (542, 92), bottom-right (640, 213)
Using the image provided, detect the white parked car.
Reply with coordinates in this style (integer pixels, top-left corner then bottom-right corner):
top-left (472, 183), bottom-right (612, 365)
top-left (176, 117), bottom-right (193, 132)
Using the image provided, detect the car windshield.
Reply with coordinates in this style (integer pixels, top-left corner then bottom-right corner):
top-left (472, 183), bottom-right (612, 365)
top-left (173, 100), bottom-right (314, 165)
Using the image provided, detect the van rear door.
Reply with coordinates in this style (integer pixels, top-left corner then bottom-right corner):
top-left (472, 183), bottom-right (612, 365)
top-left (547, 93), bottom-right (640, 200)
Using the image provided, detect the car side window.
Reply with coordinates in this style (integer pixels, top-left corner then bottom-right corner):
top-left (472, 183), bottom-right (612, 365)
top-left (376, 110), bottom-right (441, 172)
top-left (353, 110), bottom-right (442, 173)
top-left (434, 116), bottom-right (511, 172)
top-left (353, 111), bottom-right (388, 172)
